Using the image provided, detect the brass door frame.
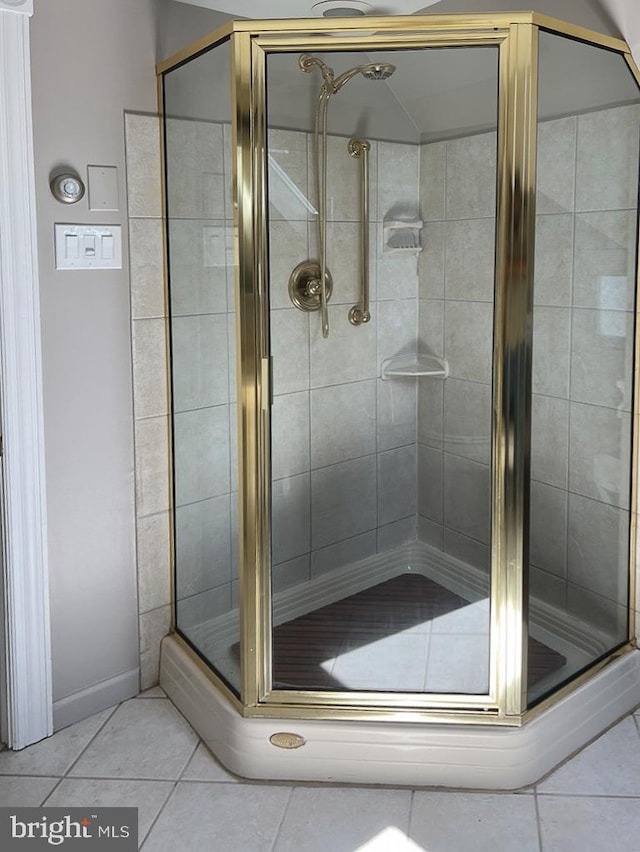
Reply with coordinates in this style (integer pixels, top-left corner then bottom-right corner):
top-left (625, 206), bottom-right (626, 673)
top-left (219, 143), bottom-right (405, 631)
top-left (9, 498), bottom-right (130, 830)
top-left (158, 12), bottom-right (640, 727)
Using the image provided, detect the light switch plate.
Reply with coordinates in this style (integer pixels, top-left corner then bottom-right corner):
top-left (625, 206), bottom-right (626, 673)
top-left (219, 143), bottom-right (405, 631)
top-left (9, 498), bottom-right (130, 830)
top-left (55, 224), bottom-right (122, 270)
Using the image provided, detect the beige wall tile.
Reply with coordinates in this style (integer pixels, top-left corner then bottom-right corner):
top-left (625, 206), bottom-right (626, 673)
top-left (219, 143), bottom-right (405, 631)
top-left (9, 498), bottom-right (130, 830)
top-left (137, 512), bottom-right (171, 614)
top-left (175, 495), bottom-right (231, 599)
top-left (446, 131), bottom-right (496, 220)
top-left (139, 606), bottom-right (171, 690)
top-left (536, 116), bottom-right (576, 215)
top-left (445, 218), bottom-right (495, 301)
top-left (129, 218), bottom-right (165, 319)
top-left (132, 319), bottom-right (168, 420)
top-left (125, 113), bottom-right (162, 218)
top-left (173, 406), bottom-right (230, 506)
top-left (135, 417), bottom-right (170, 518)
top-left (576, 105), bottom-right (640, 212)
top-left (272, 391), bottom-right (311, 479)
top-left (378, 444), bottom-right (417, 526)
top-left (310, 380), bottom-right (375, 470)
top-left (311, 457), bottom-right (377, 549)
top-left (443, 454), bottom-right (491, 545)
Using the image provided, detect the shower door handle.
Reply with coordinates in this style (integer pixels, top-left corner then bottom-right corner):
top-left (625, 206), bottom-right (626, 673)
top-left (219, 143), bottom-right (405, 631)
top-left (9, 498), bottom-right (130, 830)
top-left (348, 137), bottom-right (371, 327)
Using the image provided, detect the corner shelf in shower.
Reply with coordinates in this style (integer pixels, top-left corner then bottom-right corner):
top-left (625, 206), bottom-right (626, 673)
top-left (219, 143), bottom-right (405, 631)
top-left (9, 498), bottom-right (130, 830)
top-left (381, 353), bottom-right (449, 380)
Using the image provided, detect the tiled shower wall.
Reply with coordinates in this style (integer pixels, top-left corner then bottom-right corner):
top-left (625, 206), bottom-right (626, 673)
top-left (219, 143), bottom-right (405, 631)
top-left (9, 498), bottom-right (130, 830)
top-left (164, 116), bottom-right (239, 644)
top-left (528, 105), bottom-right (638, 635)
top-left (416, 130), bottom-right (496, 574)
top-left (268, 129), bottom-right (422, 592)
top-left (125, 112), bottom-right (171, 690)
top-left (417, 104), bottom-right (640, 637)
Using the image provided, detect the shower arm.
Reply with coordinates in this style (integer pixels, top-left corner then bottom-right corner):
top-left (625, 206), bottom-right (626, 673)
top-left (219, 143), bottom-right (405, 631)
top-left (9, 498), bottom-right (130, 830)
top-left (348, 138), bottom-right (371, 327)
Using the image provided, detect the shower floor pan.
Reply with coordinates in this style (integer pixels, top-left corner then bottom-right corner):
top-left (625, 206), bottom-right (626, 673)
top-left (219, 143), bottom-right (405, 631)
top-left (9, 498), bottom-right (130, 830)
top-left (161, 541), bottom-right (640, 788)
top-left (267, 573), bottom-right (566, 694)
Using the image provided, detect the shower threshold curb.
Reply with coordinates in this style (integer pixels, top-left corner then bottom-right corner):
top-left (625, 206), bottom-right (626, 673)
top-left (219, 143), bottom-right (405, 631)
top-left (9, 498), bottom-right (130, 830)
top-left (160, 636), bottom-right (640, 789)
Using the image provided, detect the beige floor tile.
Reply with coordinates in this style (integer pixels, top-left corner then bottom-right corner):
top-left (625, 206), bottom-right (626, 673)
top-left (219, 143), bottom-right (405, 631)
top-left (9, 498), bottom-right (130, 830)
top-left (180, 743), bottom-right (239, 783)
top-left (410, 791), bottom-right (540, 852)
top-left (0, 776), bottom-right (59, 806)
top-left (538, 795), bottom-right (640, 852)
top-left (0, 708), bottom-right (115, 777)
top-left (537, 716), bottom-right (640, 796)
top-left (44, 777), bottom-right (174, 843)
top-left (69, 699), bottom-right (198, 781)
top-left (273, 787), bottom-right (411, 852)
top-left (141, 782), bottom-right (291, 851)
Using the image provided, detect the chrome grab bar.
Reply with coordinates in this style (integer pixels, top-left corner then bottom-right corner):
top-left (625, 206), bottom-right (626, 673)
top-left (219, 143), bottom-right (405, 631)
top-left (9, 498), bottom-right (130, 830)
top-left (348, 137), bottom-right (371, 326)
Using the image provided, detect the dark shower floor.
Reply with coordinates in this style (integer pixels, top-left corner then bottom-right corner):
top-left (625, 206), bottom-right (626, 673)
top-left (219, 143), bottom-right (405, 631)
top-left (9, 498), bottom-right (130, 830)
top-left (266, 573), bottom-right (566, 693)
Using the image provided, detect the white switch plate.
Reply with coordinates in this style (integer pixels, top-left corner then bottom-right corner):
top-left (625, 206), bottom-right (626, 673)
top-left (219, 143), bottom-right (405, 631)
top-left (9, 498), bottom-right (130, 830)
top-left (87, 165), bottom-right (119, 211)
top-left (55, 224), bottom-right (122, 270)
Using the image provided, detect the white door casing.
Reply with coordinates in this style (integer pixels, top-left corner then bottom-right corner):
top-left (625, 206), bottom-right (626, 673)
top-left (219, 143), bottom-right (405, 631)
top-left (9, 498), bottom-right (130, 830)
top-left (0, 0), bottom-right (52, 749)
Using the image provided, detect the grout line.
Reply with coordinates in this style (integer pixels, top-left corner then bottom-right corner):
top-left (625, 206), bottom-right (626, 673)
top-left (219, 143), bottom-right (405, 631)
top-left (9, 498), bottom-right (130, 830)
top-left (139, 602), bottom-right (171, 618)
top-left (138, 781), bottom-right (179, 850)
top-left (177, 739), bottom-right (202, 782)
top-left (40, 777), bottom-right (66, 806)
top-left (61, 702), bottom-right (121, 778)
top-left (41, 773), bottom-right (221, 785)
top-left (534, 789), bottom-right (545, 852)
top-left (535, 791), bottom-right (640, 800)
top-left (407, 788), bottom-right (416, 842)
top-left (269, 785), bottom-right (295, 852)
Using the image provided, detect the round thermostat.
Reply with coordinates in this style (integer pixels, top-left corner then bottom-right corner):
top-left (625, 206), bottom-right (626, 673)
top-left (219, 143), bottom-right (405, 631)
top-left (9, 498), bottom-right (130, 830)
top-left (50, 172), bottom-right (85, 204)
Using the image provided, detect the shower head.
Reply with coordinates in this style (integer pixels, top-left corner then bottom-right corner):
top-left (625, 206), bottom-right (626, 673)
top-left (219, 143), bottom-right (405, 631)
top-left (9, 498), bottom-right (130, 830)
top-left (360, 63), bottom-right (396, 81)
top-left (300, 53), bottom-right (396, 93)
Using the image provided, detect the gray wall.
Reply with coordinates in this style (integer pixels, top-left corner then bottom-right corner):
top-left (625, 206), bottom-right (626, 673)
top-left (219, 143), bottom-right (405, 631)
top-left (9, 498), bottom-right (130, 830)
top-left (156, 0), bottom-right (233, 61)
top-left (30, 0), bottom-right (158, 727)
top-left (27, 0), bottom-right (236, 730)
top-left (424, 0), bottom-right (623, 37)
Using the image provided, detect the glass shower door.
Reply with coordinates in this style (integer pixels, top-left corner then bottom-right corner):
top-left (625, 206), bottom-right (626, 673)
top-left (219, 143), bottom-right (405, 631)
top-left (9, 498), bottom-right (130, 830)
top-left (164, 38), bottom-right (241, 694)
top-left (265, 44), bottom-right (500, 698)
top-left (527, 32), bottom-right (640, 705)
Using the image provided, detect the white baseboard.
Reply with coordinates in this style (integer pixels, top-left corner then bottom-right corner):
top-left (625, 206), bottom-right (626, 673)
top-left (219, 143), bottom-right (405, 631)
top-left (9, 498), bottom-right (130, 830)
top-left (52, 668), bottom-right (139, 732)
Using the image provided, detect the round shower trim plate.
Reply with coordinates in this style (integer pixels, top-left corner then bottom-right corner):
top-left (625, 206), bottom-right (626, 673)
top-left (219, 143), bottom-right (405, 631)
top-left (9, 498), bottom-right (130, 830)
top-left (311, 1), bottom-right (372, 15)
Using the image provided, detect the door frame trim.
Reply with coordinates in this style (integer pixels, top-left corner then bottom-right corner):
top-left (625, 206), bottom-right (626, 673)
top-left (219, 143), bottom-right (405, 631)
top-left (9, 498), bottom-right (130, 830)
top-left (0, 1), bottom-right (52, 749)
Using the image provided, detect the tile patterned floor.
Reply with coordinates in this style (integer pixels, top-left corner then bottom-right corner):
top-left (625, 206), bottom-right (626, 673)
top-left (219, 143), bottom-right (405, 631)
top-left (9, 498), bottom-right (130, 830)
top-left (0, 690), bottom-right (639, 851)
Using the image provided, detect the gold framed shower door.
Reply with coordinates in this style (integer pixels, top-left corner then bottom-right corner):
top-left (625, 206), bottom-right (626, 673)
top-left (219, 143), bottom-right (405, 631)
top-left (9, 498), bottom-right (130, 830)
top-left (158, 12), bottom-right (640, 727)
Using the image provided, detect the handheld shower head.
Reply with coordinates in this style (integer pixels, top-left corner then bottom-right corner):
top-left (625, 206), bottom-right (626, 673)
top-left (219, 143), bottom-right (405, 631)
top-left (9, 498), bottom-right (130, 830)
top-left (300, 54), bottom-right (396, 93)
top-left (360, 62), bottom-right (396, 81)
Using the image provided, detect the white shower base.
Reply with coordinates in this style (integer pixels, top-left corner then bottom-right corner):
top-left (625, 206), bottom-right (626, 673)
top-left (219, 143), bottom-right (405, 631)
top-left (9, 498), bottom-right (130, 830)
top-left (161, 637), bottom-right (640, 788)
top-left (160, 541), bottom-right (640, 788)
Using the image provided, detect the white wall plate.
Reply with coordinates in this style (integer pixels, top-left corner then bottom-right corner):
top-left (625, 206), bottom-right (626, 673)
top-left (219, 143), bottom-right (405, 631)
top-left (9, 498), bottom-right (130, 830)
top-left (54, 224), bottom-right (122, 270)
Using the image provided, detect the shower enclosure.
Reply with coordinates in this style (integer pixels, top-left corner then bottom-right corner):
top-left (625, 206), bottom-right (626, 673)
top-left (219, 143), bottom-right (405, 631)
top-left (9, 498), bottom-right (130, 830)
top-left (158, 12), bottom-right (640, 786)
